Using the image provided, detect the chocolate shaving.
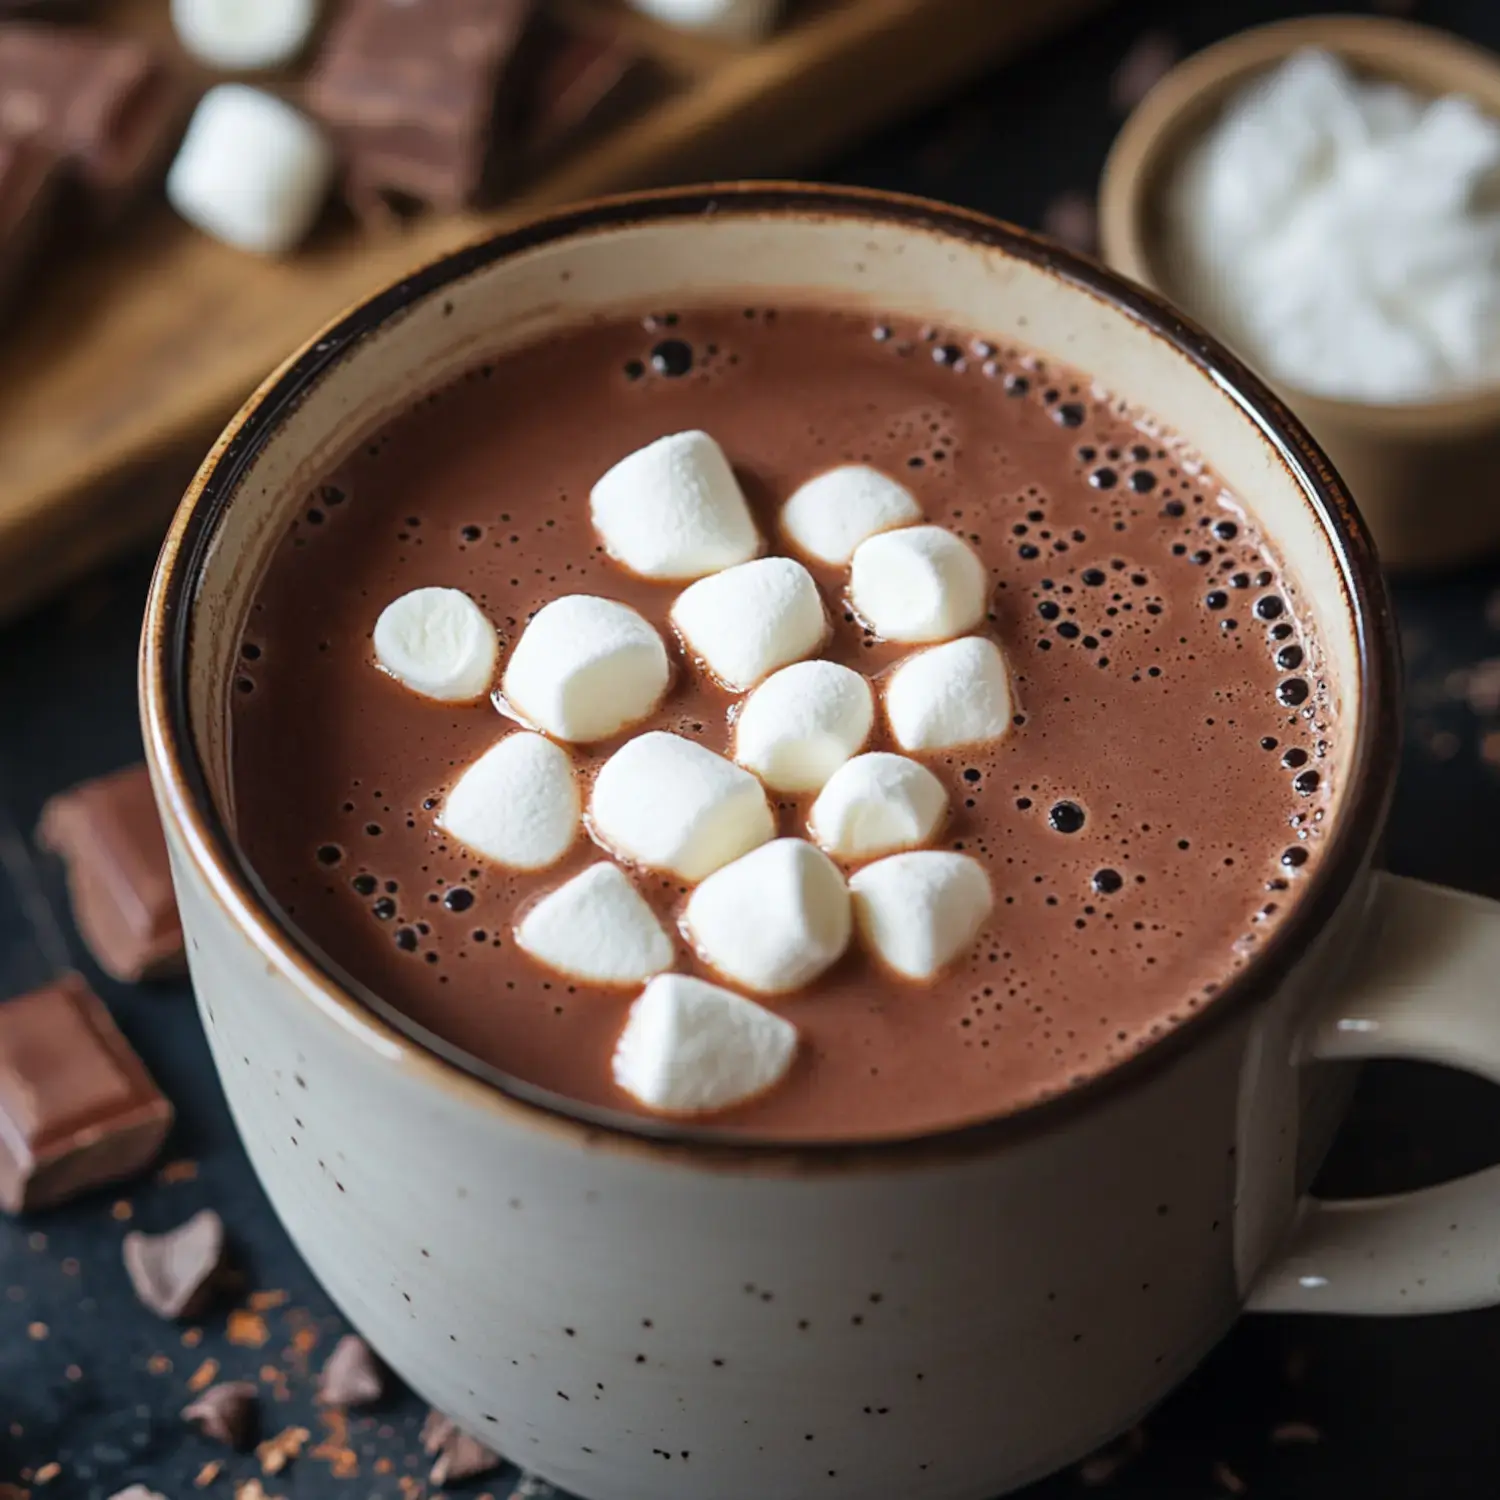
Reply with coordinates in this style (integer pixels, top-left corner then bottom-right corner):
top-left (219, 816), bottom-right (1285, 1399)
top-left (317, 1333), bottom-right (384, 1407)
top-left (422, 1409), bottom-right (501, 1485)
top-left (182, 1380), bottom-right (259, 1450)
top-left (123, 1208), bottom-right (226, 1319)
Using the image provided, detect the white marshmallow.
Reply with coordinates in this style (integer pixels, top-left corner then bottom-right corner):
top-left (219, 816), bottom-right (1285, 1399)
top-left (590, 432), bottom-right (759, 581)
top-left (624, 0), bottom-right (781, 42)
top-left (613, 974), bottom-right (798, 1117)
top-left (437, 733), bottom-right (578, 871)
top-left (172, 0), bottom-right (318, 70)
top-left (516, 863), bottom-right (674, 985)
top-left (884, 636), bottom-right (1014, 752)
top-left (166, 85), bottom-right (334, 255)
top-left (733, 660), bottom-right (873, 793)
top-left (500, 595), bottom-right (669, 743)
top-left (808, 753), bottom-right (947, 860)
top-left (849, 851), bottom-right (994, 981)
top-left (684, 839), bottom-right (851, 994)
top-left (670, 557), bottom-right (826, 691)
top-left (372, 586), bottom-right (498, 702)
top-left (591, 732), bottom-right (774, 881)
top-left (780, 465), bottom-right (922, 566)
top-left (849, 525), bottom-right (988, 643)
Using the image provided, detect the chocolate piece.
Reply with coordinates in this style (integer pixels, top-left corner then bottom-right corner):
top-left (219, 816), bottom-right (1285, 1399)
top-left (0, 973), bottom-right (172, 1212)
top-left (38, 763), bottom-right (185, 983)
top-left (422, 1409), bottom-right (501, 1485)
top-left (306, 0), bottom-right (535, 215)
top-left (0, 24), bottom-right (183, 213)
top-left (521, 16), bottom-right (650, 163)
top-left (317, 1333), bottom-right (384, 1407)
top-left (0, 133), bottom-right (57, 307)
top-left (181, 1380), bottom-right (258, 1449)
top-left (122, 1208), bottom-right (226, 1318)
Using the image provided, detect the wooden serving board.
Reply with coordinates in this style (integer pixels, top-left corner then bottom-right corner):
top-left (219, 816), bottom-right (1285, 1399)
top-left (0, 0), bottom-right (1103, 622)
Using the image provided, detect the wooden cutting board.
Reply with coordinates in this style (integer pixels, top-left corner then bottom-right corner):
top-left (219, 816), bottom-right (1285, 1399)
top-left (0, 0), bottom-right (1103, 622)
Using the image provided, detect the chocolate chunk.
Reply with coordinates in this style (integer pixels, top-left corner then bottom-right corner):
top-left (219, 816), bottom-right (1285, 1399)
top-left (317, 1333), bottom-right (384, 1407)
top-left (0, 972), bottom-right (172, 1213)
top-left (0, 24), bottom-right (184, 213)
top-left (306, 0), bottom-right (535, 215)
top-left (123, 1208), bottom-right (226, 1319)
top-left (38, 764), bottom-right (185, 983)
top-left (422, 1409), bottom-right (501, 1485)
top-left (0, 134), bottom-right (56, 307)
top-left (521, 15), bottom-right (650, 163)
top-left (181, 1380), bottom-right (258, 1450)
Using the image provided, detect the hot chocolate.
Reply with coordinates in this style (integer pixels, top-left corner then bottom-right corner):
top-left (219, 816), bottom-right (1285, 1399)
top-left (229, 303), bottom-right (1336, 1141)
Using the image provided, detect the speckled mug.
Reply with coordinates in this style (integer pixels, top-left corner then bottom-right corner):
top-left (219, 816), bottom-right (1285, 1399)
top-left (141, 186), bottom-right (1500, 1500)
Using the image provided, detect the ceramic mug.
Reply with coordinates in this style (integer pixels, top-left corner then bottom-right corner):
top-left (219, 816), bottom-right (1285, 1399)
top-left (140, 185), bottom-right (1500, 1500)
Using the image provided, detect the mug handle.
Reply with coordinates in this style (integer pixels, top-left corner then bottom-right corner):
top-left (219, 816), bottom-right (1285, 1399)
top-left (1249, 873), bottom-right (1500, 1316)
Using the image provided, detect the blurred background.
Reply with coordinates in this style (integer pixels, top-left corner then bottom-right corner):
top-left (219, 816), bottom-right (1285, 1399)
top-left (5, 0), bottom-right (1500, 1496)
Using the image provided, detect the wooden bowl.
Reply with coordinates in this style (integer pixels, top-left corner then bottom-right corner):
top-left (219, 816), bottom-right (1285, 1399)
top-left (1099, 15), bottom-right (1500, 572)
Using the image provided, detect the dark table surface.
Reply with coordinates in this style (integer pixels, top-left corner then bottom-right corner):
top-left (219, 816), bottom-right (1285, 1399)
top-left (7, 1), bottom-right (1500, 1496)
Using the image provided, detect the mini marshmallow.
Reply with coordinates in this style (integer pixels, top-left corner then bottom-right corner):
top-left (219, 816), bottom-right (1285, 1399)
top-left (780, 465), bottom-right (922, 566)
top-left (849, 851), bottom-right (994, 981)
top-left (372, 586), bottom-right (498, 702)
top-left (625, 0), bottom-right (781, 42)
top-left (591, 731), bottom-right (774, 881)
top-left (612, 974), bottom-right (798, 1117)
top-left (808, 753), bottom-right (947, 860)
top-left (516, 863), bottom-right (674, 985)
top-left (684, 838), bottom-right (851, 994)
top-left (849, 525), bottom-right (988, 643)
top-left (884, 636), bottom-right (1014, 752)
top-left (591, 431), bottom-right (759, 581)
top-left (501, 595), bottom-right (669, 743)
top-left (166, 84), bottom-right (334, 255)
top-left (172, 0), bottom-right (318, 70)
top-left (437, 733), bottom-right (578, 871)
top-left (734, 660), bottom-right (873, 793)
top-left (670, 557), bottom-right (826, 691)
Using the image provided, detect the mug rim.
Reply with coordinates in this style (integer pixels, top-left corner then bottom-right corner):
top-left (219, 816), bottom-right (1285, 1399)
top-left (140, 181), bottom-right (1401, 1166)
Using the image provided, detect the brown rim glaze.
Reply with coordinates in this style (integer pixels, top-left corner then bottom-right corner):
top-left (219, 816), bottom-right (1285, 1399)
top-left (140, 182), bottom-right (1401, 1168)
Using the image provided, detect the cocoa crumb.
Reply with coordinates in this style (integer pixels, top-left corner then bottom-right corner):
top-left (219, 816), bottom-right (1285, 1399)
top-left (256, 1425), bottom-right (310, 1476)
top-left (111, 1200), bottom-right (133, 1221)
top-left (248, 1289), bottom-right (289, 1312)
top-left (228, 1310), bottom-right (271, 1347)
top-left (187, 1357), bottom-right (220, 1392)
top-left (182, 1327), bottom-right (204, 1347)
top-left (26, 1321), bottom-right (46, 1340)
top-left (194, 1463), bottom-right (222, 1488)
top-left (147, 1353), bottom-right (172, 1375)
top-left (34, 1465), bottom-right (59, 1486)
top-left (1270, 1421), bottom-right (1322, 1445)
top-left (159, 1159), bottom-right (200, 1184)
top-left (1212, 1460), bottom-right (1248, 1494)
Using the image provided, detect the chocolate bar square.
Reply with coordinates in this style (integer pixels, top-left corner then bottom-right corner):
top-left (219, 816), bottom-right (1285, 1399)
top-left (306, 0), bottom-right (536, 214)
top-left (0, 973), bottom-right (173, 1212)
top-left (38, 764), bottom-right (185, 984)
top-left (0, 23), bottom-right (183, 212)
top-left (521, 15), bottom-right (652, 165)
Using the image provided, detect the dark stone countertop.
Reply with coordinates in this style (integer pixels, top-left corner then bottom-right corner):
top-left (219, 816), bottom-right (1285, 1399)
top-left (6, 1), bottom-right (1500, 1496)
